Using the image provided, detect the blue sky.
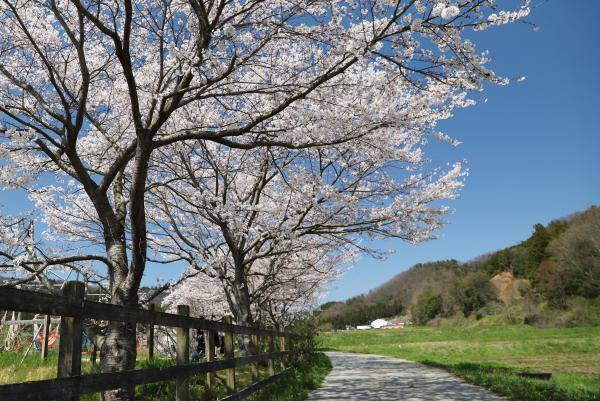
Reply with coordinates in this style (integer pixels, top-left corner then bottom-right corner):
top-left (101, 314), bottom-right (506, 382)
top-left (322, 0), bottom-right (600, 302)
top-left (1, 1), bottom-right (597, 301)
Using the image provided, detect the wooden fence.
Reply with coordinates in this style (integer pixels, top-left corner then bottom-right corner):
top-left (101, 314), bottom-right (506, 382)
top-left (0, 281), bottom-right (304, 401)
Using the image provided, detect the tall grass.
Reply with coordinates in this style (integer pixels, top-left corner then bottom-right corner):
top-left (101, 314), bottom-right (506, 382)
top-left (0, 350), bottom-right (59, 384)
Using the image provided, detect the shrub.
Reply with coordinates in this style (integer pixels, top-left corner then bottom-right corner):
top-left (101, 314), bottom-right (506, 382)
top-left (412, 293), bottom-right (444, 325)
top-left (450, 272), bottom-right (496, 317)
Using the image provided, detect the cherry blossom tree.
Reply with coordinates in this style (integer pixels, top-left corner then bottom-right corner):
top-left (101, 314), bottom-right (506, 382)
top-left (162, 247), bottom-right (347, 328)
top-left (147, 61), bottom-right (470, 327)
top-left (0, 1), bottom-right (532, 399)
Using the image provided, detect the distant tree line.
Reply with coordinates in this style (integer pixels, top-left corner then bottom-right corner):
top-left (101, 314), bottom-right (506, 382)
top-left (535, 208), bottom-right (600, 303)
top-left (476, 221), bottom-right (568, 278)
top-left (471, 207), bottom-right (599, 305)
top-left (317, 297), bottom-right (404, 330)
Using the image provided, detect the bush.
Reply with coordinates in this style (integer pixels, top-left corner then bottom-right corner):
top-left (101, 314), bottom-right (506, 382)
top-left (288, 317), bottom-right (320, 364)
top-left (450, 272), bottom-right (496, 317)
top-left (412, 293), bottom-right (444, 325)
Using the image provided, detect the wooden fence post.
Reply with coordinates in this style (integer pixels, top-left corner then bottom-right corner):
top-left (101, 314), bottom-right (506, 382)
top-left (57, 281), bottom-right (85, 401)
top-left (204, 329), bottom-right (215, 389)
top-left (291, 336), bottom-right (298, 364)
top-left (41, 314), bottom-right (51, 360)
top-left (89, 343), bottom-right (97, 364)
top-left (251, 334), bottom-right (259, 382)
top-left (176, 305), bottom-right (190, 401)
top-left (267, 334), bottom-right (275, 376)
top-left (223, 316), bottom-right (236, 394)
top-left (147, 303), bottom-right (156, 360)
top-left (279, 335), bottom-right (287, 370)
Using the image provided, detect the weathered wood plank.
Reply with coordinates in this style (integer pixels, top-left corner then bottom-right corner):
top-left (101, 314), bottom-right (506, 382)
top-left (0, 287), bottom-right (299, 338)
top-left (147, 303), bottom-right (156, 360)
top-left (220, 368), bottom-right (292, 401)
top-left (1, 319), bottom-right (61, 325)
top-left (204, 329), bottom-right (215, 389)
top-left (268, 334), bottom-right (275, 376)
top-left (0, 285), bottom-right (305, 401)
top-left (517, 372), bottom-right (552, 380)
top-left (176, 305), bottom-right (190, 401)
top-left (0, 351), bottom-right (293, 401)
top-left (57, 281), bottom-right (85, 401)
top-left (89, 343), bottom-right (97, 365)
top-left (279, 336), bottom-right (287, 371)
top-left (224, 316), bottom-right (236, 394)
top-left (250, 334), bottom-right (259, 382)
top-left (41, 314), bottom-right (51, 360)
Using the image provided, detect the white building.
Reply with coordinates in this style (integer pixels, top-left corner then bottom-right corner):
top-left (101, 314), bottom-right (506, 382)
top-left (370, 319), bottom-right (389, 329)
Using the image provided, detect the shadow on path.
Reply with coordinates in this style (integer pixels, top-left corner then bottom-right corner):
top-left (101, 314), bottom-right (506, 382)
top-left (306, 352), bottom-right (506, 401)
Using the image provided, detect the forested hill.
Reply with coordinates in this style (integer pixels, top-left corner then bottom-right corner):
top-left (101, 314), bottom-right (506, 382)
top-left (317, 206), bottom-right (600, 329)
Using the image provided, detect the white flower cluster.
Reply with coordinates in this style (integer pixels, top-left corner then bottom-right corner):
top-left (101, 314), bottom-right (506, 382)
top-left (488, 7), bottom-right (531, 26)
top-left (432, 2), bottom-right (460, 20)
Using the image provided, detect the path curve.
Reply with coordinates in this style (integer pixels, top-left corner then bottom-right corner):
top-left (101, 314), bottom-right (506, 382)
top-left (306, 352), bottom-right (506, 401)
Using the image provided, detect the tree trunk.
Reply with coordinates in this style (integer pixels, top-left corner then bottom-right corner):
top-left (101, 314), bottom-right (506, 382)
top-left (227, 278), bottom-right (254, 325)
top-left (100, 321), bottom-right (137, 401)
top-left (226, 274), bottom-right (256, 356)
top-left (93, 139), bottom-right (151, 401)
top-left (99, 241), bottom-right (138, 401)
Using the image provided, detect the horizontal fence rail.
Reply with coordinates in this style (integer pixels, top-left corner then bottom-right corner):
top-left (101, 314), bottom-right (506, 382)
top-left (220, 368), bottom-right (292, 401)
top-left (0, 283), bottom-right (305, 401)
top-left (0, 287), bottom-right (297, 337)
top-left (0, 352), bottom-right (293, 401)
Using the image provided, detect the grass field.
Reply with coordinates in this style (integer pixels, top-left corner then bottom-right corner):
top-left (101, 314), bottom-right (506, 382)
top-left (320, 325), bottom-right (600, 401)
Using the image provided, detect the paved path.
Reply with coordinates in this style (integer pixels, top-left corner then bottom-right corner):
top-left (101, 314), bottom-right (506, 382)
top-left (306, 352), bottom-right (506, 401)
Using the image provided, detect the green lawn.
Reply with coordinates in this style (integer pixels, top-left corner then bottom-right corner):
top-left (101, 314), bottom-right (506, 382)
top-left (320, 325), bottom-right (600, 401)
